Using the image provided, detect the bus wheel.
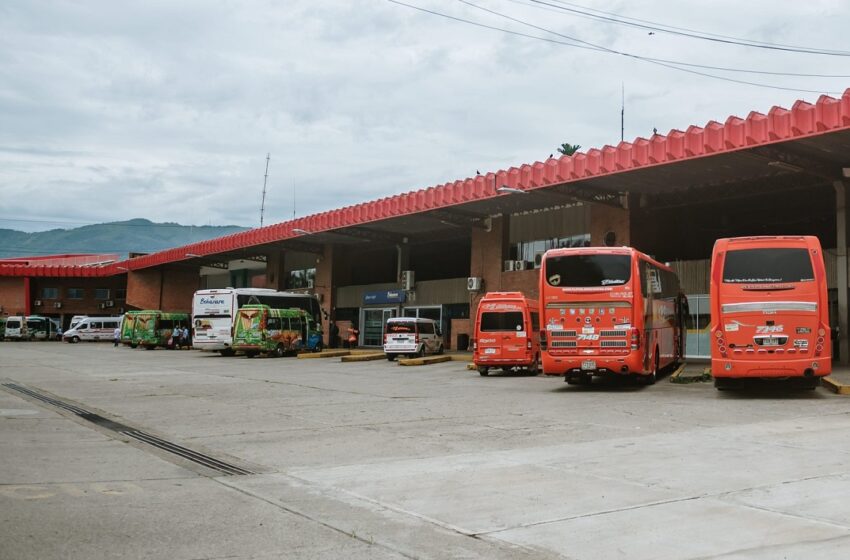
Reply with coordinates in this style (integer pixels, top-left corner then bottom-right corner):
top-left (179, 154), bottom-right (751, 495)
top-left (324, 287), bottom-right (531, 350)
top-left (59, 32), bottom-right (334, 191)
top-left (436, 344), bottom-right (444, 355)
top-left (387, 354), bottom-right (396, 361)
top-left (71, 336), bottom-right (80, 344)
top-left (641, 352), bottom-right (659, 385)
top-left (312, 343), bottom-right (323, 353)
top-left (527, 357), bottom-right (539, 375)
top-left (145, 345), bottom-right (154, 350)
top-left (246, 351), bottom-right (257, 359)
top-left (273, 345), bottom-right (285, 358)
top-left (219, 348), bottom-right (235, 357)
top-left (714, 377), bottom-right (730, 391)
top-left (130, 343), bottom-right (138, 349)
top-left (478, 366), bottom-right (489, 376)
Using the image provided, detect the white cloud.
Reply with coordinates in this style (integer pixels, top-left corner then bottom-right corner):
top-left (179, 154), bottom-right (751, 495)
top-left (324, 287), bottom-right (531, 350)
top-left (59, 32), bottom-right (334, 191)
top-left (0, 0), bottom-right (848, 232)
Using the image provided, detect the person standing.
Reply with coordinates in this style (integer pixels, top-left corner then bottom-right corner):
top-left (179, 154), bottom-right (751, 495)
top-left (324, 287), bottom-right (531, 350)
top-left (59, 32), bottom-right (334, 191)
top-left (181, 325), bottom-right (190, 349)
top-left (113, 326), bottom-right (120, 347)
top-left (347, 322), bottom-right (359, 349)
top-left (329, 320), bottom-right (340, 349)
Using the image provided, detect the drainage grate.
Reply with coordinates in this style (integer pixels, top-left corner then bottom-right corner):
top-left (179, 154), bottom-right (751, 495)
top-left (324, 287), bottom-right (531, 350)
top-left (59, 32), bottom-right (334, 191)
top-left (2, 382), bottom-right (254, 476)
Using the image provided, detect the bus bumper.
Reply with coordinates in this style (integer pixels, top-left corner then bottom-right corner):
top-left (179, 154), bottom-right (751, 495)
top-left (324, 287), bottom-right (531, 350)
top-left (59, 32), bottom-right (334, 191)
top-left (542, 352), bottom-right (643, 376)
top-left (712, 357), bottom-right (831, 378)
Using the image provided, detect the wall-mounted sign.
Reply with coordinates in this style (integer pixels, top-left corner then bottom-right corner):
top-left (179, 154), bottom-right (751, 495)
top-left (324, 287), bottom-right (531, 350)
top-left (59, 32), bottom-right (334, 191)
top-left (363, 290), bottom-right (406, 305)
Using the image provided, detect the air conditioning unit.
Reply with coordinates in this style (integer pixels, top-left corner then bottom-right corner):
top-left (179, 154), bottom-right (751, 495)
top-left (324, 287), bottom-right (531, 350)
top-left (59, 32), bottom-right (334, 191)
top-left (54, 302), bottom-right (62, 309)
top-left (105, 300), bottom-right (115, 307)
top-left (99, 303), bottom-right (107, 309)
top-left (401, 270), bottom-right (415, 291)
top-left (33, 299), bottom-right (42, 306)
top-left (514, 260), bottom-right (528, 271)
top-left (504, 260), bottom-right (515, 272)
top-left (467, 277), bottom-right (483, 291)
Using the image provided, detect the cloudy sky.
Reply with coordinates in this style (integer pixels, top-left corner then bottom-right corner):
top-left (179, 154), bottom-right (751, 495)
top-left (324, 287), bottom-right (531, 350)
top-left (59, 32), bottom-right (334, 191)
top-left (1, 0), bottom-right (849, 232)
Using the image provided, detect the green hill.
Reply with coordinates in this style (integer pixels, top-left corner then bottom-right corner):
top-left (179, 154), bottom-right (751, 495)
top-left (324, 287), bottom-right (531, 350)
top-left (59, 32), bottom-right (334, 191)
top-left (0, 219), bottom-right (249, 259)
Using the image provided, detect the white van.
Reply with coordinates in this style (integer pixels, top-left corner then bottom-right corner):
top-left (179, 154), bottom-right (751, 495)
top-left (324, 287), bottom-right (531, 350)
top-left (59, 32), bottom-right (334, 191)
top-left (4, 316), bottom-right (25, 340)
top-left (69, 315), bottom-right (87, 330)
top-left (383, 317), bottom-right (444, 360)
top-left (63, 316), bottom-right (122, 343)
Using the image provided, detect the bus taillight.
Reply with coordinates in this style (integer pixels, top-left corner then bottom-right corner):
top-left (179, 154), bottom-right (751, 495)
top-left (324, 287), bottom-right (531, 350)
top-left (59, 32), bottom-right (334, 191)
top-left (630, 328), bottom-right (640, 350)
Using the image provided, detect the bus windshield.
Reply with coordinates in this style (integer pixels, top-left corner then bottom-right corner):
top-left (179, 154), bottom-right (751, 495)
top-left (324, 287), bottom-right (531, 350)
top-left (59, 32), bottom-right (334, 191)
top-left (723, 248), bottom-right (814, 284)
top-left (545, 254), bottom-right (631, 287)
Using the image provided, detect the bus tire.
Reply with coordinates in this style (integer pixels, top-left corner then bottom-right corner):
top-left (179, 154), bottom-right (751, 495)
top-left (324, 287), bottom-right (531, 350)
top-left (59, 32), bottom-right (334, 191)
top-left (644, 351), bottom-right (659, 385)
top-left (219, 348), bottom-right (235, 357)
top-left (714, 377), bottom-right (731, 391)
top-left (273, 345), bottom-right (285, 358)
top-left (312, 343), bottom-right (323, 353)
top-left (528, 356), bottom-right (539, 375)
top-left (478, 366), bottom-right (489, 376)
top-left (387, 354), bottom-right (396, 361)
top-left (130, 343), bottom-right (138, 349)
top-left (71, 336), bottom-right (80, 344)
top-left (436, 344), bottom-right (444, 355)
top-left (246, 351), bottom-right (257, 359)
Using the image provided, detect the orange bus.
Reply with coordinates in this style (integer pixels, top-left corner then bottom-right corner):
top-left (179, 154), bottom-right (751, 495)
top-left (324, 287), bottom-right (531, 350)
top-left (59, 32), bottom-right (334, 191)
top-left (473, 291), bottom-right (540, 376)
top-left (710, 236), bottom-right (830, 390)
top-left (539, 247), bottom-right (685, 385)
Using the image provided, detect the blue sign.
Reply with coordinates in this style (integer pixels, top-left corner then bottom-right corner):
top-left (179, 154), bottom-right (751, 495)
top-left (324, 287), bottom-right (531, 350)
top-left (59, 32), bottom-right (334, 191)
top-left (363, 290), bottom-right (406, 305)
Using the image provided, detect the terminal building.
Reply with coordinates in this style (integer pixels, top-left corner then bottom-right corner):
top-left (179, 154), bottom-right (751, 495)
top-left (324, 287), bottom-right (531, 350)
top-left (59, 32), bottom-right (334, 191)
top-left (3, 90), bottom-right (850, 362)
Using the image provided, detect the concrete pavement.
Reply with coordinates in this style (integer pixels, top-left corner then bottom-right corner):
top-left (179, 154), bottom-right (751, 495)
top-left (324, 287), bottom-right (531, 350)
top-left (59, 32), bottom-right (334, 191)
top-left (2, 342), bottom-right (849, 559)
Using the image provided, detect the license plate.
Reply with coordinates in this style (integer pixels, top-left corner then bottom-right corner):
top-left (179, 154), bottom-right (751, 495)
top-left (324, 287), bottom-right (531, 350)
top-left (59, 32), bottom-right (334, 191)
top-left (581, 360), bottom-right (596, 371)
top-left (485, 348), bottom-right (498, 355)
top-left (761, 337), bottom-right (781, 346)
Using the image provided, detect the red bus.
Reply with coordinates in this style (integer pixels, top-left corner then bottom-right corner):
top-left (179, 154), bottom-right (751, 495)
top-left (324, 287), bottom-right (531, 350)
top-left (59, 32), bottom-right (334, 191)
top-left (710, 236), bottom-right (830, 389)
top-left (473, 291), bottom-right (540, 376)
top-left (539, 247), bottom-right (685, 385)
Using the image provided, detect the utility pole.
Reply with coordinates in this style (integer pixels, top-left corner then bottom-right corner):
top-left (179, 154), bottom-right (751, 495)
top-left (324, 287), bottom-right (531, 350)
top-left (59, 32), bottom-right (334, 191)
top-left (620, 83), bottom-right (625, 142)
top-left (260, 153), bottom-right (270, 227)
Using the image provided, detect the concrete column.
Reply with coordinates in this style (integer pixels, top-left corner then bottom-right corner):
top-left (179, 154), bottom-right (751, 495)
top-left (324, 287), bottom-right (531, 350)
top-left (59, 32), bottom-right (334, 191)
top-left (314, 245), bottom-right (334, 344)
top-left (396, 243), bottom-right (411, 286)
top-left (835, 180), bottom-right (849, 365)
top-left (265, 251), bottom-right (286, 290)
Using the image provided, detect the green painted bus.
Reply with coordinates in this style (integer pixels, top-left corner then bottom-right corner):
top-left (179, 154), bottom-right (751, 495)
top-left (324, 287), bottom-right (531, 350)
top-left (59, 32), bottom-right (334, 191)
top-left (127, 310), bottom-right (190, 349)
top-left (232, 305), bottom-right (323, 358)
top-left (120, 311), bottom-right (143, 347)
top-left (0, 317), bottom-right (6, 341)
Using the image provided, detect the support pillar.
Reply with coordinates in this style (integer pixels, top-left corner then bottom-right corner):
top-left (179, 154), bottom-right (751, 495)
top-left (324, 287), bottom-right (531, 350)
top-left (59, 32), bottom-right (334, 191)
top-left (835, 180), bottom-right (849, 365)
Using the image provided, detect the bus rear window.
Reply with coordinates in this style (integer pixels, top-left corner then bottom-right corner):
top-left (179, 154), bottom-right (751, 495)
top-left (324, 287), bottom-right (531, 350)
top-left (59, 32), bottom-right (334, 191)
top-left (387, 321), bottom-right (416, 333)
top-left (723, 248), bottom-right (814, 283)
top-left (480, 312), bottom-right (524, 332)
top-left (545, 255), bottom-right (631, 287)
top-left (6, 320), bottom-right (20, 329)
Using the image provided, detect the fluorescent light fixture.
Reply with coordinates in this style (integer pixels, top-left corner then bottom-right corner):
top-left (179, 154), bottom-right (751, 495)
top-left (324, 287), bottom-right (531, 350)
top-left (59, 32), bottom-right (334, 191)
top-left (292, 228), bottom-right (310, 235)
top-left (496, 186), bottom-right (528, 195)
top-left (185, 253), bottom-right (202, 258)
top-left (116, 266), bottom-right (128, 271)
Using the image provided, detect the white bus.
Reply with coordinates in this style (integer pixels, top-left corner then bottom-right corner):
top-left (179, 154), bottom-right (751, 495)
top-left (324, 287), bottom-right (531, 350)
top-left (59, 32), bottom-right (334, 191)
top-left (192, 288), bottom-right (323, 355)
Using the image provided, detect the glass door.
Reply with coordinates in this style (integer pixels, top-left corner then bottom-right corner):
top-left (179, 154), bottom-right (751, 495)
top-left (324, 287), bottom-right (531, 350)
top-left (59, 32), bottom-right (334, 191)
top-left (685, 295), bottom-right (710, 359)
top-left (361, 308), bottom-right (397, 346)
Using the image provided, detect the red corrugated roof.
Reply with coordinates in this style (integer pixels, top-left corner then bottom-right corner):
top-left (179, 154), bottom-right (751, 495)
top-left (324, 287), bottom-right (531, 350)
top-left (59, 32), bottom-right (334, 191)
top-left (4, 89), bottom-right (850, 278)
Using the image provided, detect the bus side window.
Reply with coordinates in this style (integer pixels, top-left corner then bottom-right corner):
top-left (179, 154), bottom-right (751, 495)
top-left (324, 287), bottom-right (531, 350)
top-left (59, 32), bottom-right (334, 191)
top-left (267, 317), bottom-right (280, 330)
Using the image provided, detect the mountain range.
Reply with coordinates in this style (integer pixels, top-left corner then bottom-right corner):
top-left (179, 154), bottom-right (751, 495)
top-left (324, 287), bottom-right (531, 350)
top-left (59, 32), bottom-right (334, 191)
top-left (0, 219), bottom-right (249, 259)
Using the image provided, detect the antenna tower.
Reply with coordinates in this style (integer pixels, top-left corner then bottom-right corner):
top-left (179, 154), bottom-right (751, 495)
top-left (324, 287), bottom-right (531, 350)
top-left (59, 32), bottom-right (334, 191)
top-left (260, 153), bottom-right (270, 227)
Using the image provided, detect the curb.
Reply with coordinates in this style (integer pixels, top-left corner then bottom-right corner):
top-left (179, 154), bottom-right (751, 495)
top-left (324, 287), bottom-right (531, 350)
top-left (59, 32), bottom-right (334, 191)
top-left (398, 355), bottom-right (453, 367)
top-left (298, 350), bottom-right (350, 360)
top-left (822, 376), bottom-right (850, 395)
top-left (341, 353), bottom-right (386, 363)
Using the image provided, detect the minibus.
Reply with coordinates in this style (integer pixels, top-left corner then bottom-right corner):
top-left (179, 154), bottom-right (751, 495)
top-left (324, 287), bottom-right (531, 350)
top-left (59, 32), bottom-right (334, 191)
top-left (63, 316), bottom-right (122, 343)
top-left (232, 304), bottom-right (322, 358)
top-left (383, 317), bottom-right (444, 360)
top-left (473, 291), bottom-right (540, 376)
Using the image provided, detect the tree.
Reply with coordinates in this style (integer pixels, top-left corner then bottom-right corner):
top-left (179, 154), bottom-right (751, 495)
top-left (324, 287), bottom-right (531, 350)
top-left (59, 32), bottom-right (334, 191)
top-left (557, 142), bottom-right (581, 156)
